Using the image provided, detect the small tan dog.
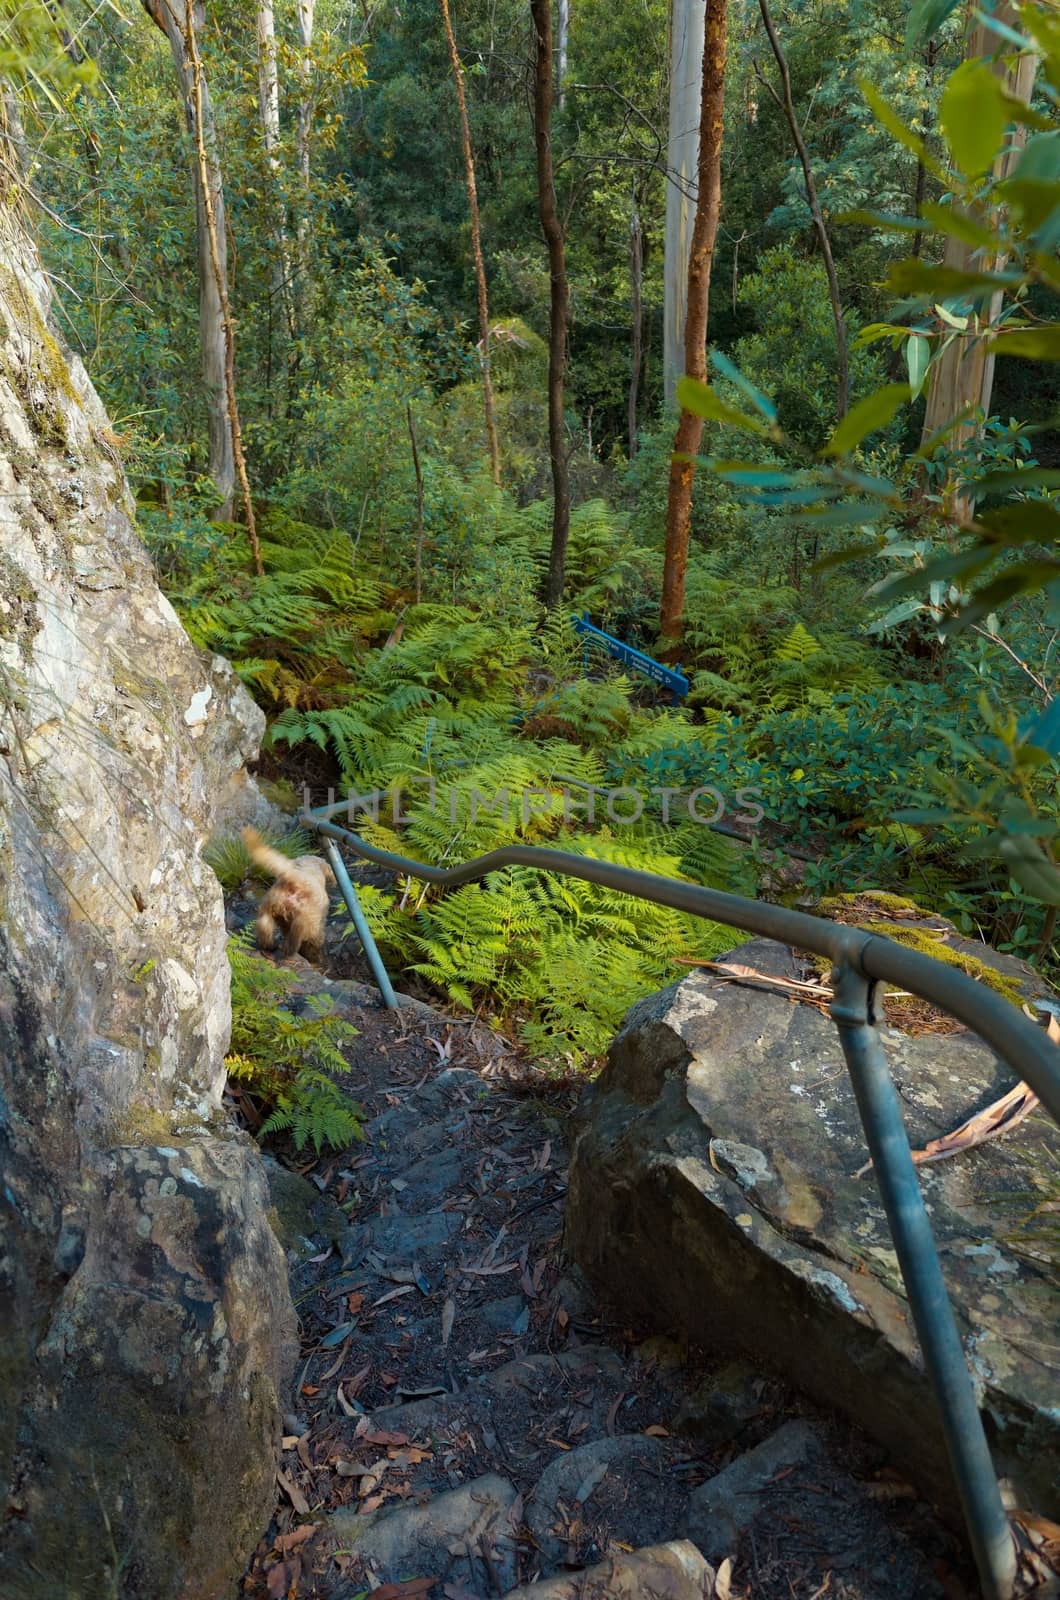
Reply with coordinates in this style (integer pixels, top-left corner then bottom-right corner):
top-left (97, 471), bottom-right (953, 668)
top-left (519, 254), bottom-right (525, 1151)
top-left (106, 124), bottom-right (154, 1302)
top-left (242, 828), bottom-right (335, 962)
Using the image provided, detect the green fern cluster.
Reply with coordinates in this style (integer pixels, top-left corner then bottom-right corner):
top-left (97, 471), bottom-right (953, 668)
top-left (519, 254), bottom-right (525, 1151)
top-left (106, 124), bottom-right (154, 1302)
top-left (175, 514), bottom-right (391, 708)
top-left (684, 560), bottom-right (883, 714)
top-left (225, 934), bottom-right (363, 1151)
top-left (356, 832), bottom-right (736, 1062)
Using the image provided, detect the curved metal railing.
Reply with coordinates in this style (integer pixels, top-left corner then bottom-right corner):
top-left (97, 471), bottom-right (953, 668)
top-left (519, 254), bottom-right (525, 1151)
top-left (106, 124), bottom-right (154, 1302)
top-left (305, 801), bottom-right (1060, 1600)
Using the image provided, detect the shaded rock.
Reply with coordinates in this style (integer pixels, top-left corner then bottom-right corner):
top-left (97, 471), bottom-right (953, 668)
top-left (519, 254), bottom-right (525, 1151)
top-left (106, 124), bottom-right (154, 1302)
top-left (502, 1539), bottom-right (720, 1598)
top-left (567, 940), bottom-right (1060, 1516)
top-left (686, 1420), bottom-right (947, 1599)
top-left (262, 1153), bottom-right (347, 1263)
top-left (342, 1208), bottom-right (465, 1267)
top-left (684, 1419), bottom-right (823, 1562)
top-left (328, 1471), bottom-right (519, 1593)
top-left (0, 201), bottom-right (295, 1596)
top-left (672, 1361), bottom-right (764, 1445)
top-left (525, 1434), bottom-right (671, 1568)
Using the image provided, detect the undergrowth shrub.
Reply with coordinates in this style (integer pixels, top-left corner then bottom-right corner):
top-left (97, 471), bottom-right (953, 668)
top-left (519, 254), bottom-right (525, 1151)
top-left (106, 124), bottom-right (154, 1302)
top-left (225, 934), bottom-right (363, 1151)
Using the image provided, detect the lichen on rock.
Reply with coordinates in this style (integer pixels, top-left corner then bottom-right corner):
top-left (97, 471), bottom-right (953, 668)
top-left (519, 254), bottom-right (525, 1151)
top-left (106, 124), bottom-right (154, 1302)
top-left (567, 935), bottom-right (1060, 1521)
top-left (0, 201), bottom-right (295, 1598)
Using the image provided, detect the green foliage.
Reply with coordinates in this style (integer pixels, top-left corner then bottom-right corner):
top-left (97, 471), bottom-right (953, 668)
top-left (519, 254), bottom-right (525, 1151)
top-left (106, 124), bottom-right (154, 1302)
top-left (204, 825), bottom-right (311, 891)
top-left (226, 934), bottom-right (363, 1152)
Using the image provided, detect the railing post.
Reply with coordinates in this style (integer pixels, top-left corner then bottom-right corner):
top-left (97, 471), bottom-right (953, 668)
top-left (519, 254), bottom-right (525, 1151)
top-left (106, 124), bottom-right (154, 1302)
top-left (829, 961), bottom-right (1016, 1600)
top-left (321, 838), bottom-right (400, 1010)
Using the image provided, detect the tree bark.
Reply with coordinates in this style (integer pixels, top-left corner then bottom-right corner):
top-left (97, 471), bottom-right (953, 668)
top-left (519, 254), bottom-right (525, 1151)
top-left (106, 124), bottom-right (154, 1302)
top-left (919, 1), bottom-right (1037, 515)
top-left (629, 197), bottom-right (643, 459)
top-left (557, 0), bottom-right (569, 108)
top-left (660, 0), bottom-right (727, 647)
top-left (663, 0), bottom-right (705, 408)
top-left (144, 0), bottom-right (261, 569)
top-left (531, 0), bottom-right (571, 609)
top-left (295, 0), bottom-right (317, 319)
top-left (756, 0), bottom-right (848, 420)
top-left (256, 0), bottom-right (295, 355)
top-left (440, 0), bottom-right (502, 485)
top-left (143, 0), bottom-right (237, 523)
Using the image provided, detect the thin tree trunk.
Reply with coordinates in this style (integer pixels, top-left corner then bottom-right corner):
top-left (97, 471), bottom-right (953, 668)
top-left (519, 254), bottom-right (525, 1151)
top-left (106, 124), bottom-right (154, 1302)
top-left (295, 0), bottom-right (317, 321)
top-left (920, 1), bottom-right (1036, 515)
top-left (407, 402), bottom-right (426, 604)
top-left (143, 0), bottom-right (238, 524)
top-left (256, 0), bottom-right (295, 351)
top-left (557, 0), bottom-right (569, 108)
top-left (531, 0), bottom-right (571, 609)
top-left (660, 0), bottom-right (727, 646)
top-left (663, 0), bottom-right (705, 407)
top-left (756, 0), bottom-right (847, 420)
top-left (440, 0), bottom-right (502, 485)
top-left (629, 197), bottom-right (643, 459)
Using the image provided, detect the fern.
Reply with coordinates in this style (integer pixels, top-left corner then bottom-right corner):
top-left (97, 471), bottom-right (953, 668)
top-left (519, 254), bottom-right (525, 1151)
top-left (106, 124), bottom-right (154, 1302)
top-left (225, 934), bottom-right (363, 1152)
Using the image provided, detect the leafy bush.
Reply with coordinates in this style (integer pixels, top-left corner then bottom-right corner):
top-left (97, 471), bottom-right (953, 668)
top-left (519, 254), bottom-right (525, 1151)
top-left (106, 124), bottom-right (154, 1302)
top-left (225, 935), bottom-right (363, 1152)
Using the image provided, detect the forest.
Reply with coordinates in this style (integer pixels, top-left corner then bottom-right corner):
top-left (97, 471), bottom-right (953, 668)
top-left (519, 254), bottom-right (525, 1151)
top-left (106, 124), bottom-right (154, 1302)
top-left (6, 0), bottom-right (1060, 1073)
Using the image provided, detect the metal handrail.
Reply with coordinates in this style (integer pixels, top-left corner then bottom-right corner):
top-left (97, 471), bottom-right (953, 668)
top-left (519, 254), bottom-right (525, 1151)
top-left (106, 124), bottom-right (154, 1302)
top-left (305, 802), bottom-right (1060, 1600)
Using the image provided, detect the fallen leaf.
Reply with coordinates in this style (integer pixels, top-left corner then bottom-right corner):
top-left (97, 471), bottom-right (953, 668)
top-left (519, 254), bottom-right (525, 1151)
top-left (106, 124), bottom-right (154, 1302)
top-left (274, 1523), bottom-right (317, 1554)
top-left (368, 1580), bottom-right (438, 1599)
top-left (715, 1555), bottom-right (733, 1600)
top-left (300, 1384), bottom-right (320, 1397)
top-left (281, 1435), bottom-right (300, 1450)
top-left (372, 1285), bottom-right (416, 1307)
top-left (347, 1291), bottom-right (365, 1315)
top-left (296, 1432), bottom-right (312, 1471)
top-left (321, 1321), bottom-right (357, 1347)
top-left (320, 1338), bottom-right (351, 1382)
top-left (440, 1296), bottom-right (455, 1349)
top-left (266, 1558), bottom-right (295, 1600)
top-left (910, 1081), bottom-right (1039, 1167)
top-left (276, 1468), bottom-right (310, 1516)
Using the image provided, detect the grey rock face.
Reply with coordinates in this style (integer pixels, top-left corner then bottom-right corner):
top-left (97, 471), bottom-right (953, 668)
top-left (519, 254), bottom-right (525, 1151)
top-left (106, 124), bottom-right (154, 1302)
top-left (566, 938), bottom-right (1060, 1517)
top-left (502, 1540), bottom-right (720, 1599)
top-left (0, 206), bottom-right (295, 1596)
top-left (328, 1471), bottom-right (521, 1593)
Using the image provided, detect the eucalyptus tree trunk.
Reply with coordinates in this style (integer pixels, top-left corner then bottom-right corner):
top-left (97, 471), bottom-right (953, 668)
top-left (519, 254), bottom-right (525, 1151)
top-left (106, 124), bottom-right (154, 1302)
top-left (629, 197), bottom-right (643, 459)
top-left (557, 0), bottom-right (569, 108)
top-left (142, 0), bottom-right (235, 522)
top-left (757, 0), bottom-right (848, 420)
top-left (920, 1), bottom-right (1037, 513)
top-left (531, 0), bottom-right (571, 609)
top-left (143, 0), bottom-right (261, 570)
top-left (663, 0), bottom-right (704, 407)
top-left (440, 0), bottom-right (502, 485)
top-left (295, 0), bottom-right (317, 316)
top-left (660, 0), bottom-right (727, 646)
top-left (256, 0), bottom-right (295, 356)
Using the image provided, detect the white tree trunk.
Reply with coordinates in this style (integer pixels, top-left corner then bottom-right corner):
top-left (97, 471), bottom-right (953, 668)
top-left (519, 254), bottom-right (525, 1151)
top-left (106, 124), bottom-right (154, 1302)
top-left (256, 0), bottom-right (293, 339)
top-left (557, 0), bottom-right (570, 108)
top-left (664, 0), bottom-right (704, 407)
top-left (294, 0), bottom-right (315, 233)
top-left (143, 0), bottom-right (235, 517)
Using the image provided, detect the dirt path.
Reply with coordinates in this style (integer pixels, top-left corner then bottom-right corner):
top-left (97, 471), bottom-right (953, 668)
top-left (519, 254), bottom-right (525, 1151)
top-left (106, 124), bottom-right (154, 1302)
top-left (240, 969), bottom-right (970, 1600)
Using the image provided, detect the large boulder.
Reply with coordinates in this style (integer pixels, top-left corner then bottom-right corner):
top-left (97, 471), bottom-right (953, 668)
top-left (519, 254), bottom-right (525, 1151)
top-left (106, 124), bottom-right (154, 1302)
top-left (0, 201), bottom-right (296, 1595)
top-left (566, 937), bottom-right (1060, 1519)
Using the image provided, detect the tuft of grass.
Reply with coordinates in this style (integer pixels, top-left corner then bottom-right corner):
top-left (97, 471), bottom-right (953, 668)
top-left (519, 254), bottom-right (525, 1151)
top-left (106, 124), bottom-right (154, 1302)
top-left (203, 825), bottom-right (311, 890)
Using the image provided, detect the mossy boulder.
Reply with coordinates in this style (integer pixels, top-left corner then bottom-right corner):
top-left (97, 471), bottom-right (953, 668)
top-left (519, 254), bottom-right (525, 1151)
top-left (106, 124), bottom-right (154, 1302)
top-left (567, 936), bottom-right (1060, 1521)
top-left (0, 201), bottom-right (295, 1597)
